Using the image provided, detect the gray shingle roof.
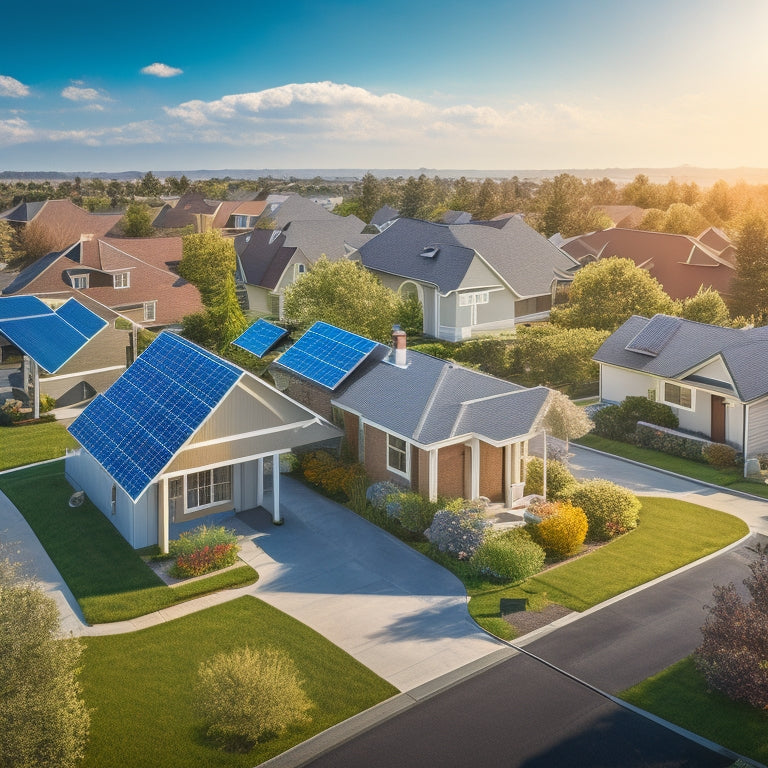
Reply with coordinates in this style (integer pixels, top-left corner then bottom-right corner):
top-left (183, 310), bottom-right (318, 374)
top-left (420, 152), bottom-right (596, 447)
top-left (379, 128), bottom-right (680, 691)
top-left (3, 246), bottom-right (77, 294)
top-left (281, 218), bottom-right (366, 262)
top-left (333, 349), bottom-right (550, 445)
top-left (595, 314), bottom-right (768, 402)
top-left (236, 230), bottom-right (295, 290)
top-left (0, 201), bottom-right (46, 223)
top-left (358, 216), bottom-right (578, 297)
top-left (370, 205), bottom-right (399, 228)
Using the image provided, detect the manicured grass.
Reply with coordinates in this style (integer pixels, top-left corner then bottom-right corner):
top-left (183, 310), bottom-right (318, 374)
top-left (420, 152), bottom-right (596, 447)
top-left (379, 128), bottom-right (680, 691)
top-left (0, 463), bottom-right (257, 624)
top-left (466, 496), bottom-right (748, 638)
top-left (81, 596), bottom-right (398, 768)
top-left (577, 433), bottom-right (768, 499)
top-left (0, 420), bottom-right (78, 470)
top-left (621, 657), bottom-right (768, 764)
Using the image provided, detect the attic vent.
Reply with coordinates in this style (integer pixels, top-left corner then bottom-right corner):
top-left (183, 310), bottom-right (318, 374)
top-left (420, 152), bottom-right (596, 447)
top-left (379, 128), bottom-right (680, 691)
top-left (420, 246), bottom-right (439, 259)
top-left (269, 229), bottom-right (281, 244)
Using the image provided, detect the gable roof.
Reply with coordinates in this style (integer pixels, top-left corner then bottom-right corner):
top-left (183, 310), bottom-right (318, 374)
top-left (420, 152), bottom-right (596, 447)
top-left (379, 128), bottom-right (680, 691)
top-left (559, 228), bottom-right (735, 300)
top-left (370, 205), bottom-right (400, 229)
top-left (280, 217), bottom-right (368, 262)
top-left (261, 193), bottom-right (364, 230)
top-left (153, 192), bottom-right (219, 228)
top-left (69, 331), bottom-right (339, 500)
top-left (332, 347), bottom-right (551, 446)
top-left (0, 201), bottom-right (46, 223)
top-left (211, 200), bottom-right (268, 229)
top-left (594, 313), bottom-right (768, 402)
top-left (0, 200), bottom-right (121, 243)
top-left (0, 295), bottom-right (107, 373)
top-left (236, 230), bottom-right (296, 290)
top-left (357, 216), bottom-right (577, 296)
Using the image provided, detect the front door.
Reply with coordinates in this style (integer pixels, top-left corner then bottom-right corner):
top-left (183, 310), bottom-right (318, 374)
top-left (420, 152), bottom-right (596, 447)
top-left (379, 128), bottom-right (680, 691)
top-left (711, 395), bottom-right (726, 443)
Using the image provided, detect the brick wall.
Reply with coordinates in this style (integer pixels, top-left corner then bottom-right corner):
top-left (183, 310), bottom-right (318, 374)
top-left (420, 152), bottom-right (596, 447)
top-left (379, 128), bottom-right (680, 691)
top-left (362, 424), bottom-right (409, 487)
top-left (479, 442), bottom-right (504, 502)
top-left (437, 443), bottom-right (466, 499)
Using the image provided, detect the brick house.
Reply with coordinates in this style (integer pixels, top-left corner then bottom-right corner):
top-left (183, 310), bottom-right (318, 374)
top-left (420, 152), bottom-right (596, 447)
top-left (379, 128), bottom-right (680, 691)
top-left (273, 328), bottom-right (551, 505)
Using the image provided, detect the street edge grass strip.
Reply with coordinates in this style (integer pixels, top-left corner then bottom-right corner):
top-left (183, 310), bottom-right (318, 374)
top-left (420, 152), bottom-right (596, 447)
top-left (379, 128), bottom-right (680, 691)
top-left (0, 462), bottom-right (257, 624)
top-left (620, 657), bottom-right (768, 765)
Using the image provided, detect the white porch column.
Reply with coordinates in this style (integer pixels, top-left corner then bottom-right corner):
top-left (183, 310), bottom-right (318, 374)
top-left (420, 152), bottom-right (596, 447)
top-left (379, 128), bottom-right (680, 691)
top-left (470, 438), bottom-right (480, 500)
top-left (256, 457), bottom-right (264, 507)
top-left (158, 476), bottom-right (169, 554)
top-left (271, 453), bottom-right (281, 525)
top-left (512, 442), bottom-right (521, 483)
top-left (32, 360), bottom-right (40, 420)
top-left (504, 444), bottom-right (513, 507)
top-left (428, 449), bottom-right (438, 502)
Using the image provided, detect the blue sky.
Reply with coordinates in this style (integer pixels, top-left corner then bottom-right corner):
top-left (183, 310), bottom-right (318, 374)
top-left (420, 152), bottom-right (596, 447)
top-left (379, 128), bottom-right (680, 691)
top-left (2, 0), bottom-right (767, 172)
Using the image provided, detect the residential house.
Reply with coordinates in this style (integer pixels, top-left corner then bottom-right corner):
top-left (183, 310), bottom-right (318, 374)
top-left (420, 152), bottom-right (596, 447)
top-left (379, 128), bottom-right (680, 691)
top-left (440, 210), bottom-right (472, 225)
top-left (559, 227), bottom-right (735, 301)
top-left (3, 236), bottom-right (204, 328)
top-left (235, 209), bottom-right (370, 318)
top-left (211, 200), bottom-right (268, 231)
top-left (370, 205), bottom-right (399, 232)
top-left (65, 331), bottom-right (341, 550)
top-left (152, 192), bottom-right (219, 232)
top-left (591, 205), bottom-right (646, 229)
top-left (0, 199), bottom-right (121, 246)
top-left (257, 193), bottom-right (363, 230)
top-left (594, 313), bottom-right (768, 465)
top-left (267, 324), bottom-right (552, 506)
top-left (353, 215), bottom-right (579, 341)
top-left (0, 294), bottom-right (127, 411)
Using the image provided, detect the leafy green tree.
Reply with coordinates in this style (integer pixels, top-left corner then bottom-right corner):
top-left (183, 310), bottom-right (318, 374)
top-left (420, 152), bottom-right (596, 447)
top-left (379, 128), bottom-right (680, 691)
top-left (729, 211), bottom-right (768, 318)
top-left (551, 257), bottom-right (676, 330)
top-left (358, 172), bottom-right (382, 223)
top-left (640, 203), bottom-right (709, 236)
top-left (283, 256), bottom-right (403, 342)
top-left (139, 171), bottom-right (162, 197)
top-left (700, 179), bottom-right (733, 225)
top-left (542, 390), bottom-right (594, 449)
top-left (0, 220), bottom-right (18, 263)
top-left (474, 178), bottom-right (502, 220)
top-left (0, 557), bottom-right (90, 767)
top-left (536, 174), bottom-right (611, 238)
top-left (122, 202), bottom-right (154, 237)
top-left (448, 176), bottom-right (478, 213)
top-left (397, 292), bottom-right (423, 336)
top-left (637, 208), bottom-right (666, 232)
top-left (398, 175), bottom-right (434, 219)
top-left (621, 174), bottom-right (666, 208)
top-left (680, 286), bottom-right (730, 325)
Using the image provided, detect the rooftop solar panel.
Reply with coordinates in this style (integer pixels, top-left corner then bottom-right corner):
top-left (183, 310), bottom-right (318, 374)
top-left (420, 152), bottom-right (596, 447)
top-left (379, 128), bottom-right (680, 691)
top-left (233, 318), bottom-right (289, 358)
top-left (0, 295), bottom-right (52, 320)
top-left (273, 321), bottom-right (378, 390)
top-left (69, 332), bottom-right (243, 500)
top-left (55, 298), bottom-right (107, 338)
top-left (626, 315), bottom-right (683, 357)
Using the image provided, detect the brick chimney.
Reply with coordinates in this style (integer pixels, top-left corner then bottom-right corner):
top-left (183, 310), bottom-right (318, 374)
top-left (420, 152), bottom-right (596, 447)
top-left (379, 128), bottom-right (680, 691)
top-left (391, 326), bottom-right (407, 368)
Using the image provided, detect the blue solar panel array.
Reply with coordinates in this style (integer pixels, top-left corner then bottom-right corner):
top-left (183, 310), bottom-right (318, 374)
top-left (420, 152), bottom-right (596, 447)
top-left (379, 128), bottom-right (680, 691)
top-left (626, 315), bottom-right (683, 357)
top-left (274, 321), bottom-right (378, 390)
top-left (69, 332), bottom-right (242, 500)
top-left (0, 295), bottom-right (107, 373)
top-left (233, 318), bottom-right (289, 358)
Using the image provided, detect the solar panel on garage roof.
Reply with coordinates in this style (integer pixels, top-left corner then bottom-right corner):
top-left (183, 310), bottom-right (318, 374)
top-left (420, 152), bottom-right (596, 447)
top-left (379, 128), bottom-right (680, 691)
top-left (233, 318), bottom-right (289, 358)
top-left (55, 298), bottom-right (107, 338)
top-left (625, 315), bottom-right (682, 357)
top-left (273, 321), bottom-right (378, 390)
top-left (69, 332), bottom-right (243, 500)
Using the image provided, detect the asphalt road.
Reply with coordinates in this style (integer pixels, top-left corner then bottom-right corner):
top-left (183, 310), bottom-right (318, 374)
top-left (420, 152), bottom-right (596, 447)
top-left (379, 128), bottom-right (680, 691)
top-left (303, 536), bottom-right (761, 768)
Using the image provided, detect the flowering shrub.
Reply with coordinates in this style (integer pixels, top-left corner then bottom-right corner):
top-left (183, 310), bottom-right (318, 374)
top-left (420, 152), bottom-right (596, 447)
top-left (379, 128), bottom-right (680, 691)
top-left (196, 645), bottom-right (312, 752)
top-left (365, 480), bottom-right (402, 511)
top-left (526, 500), bottom-right (588, 559)
top-left (523, 457), bottom-right (576, 499)
top-left (301, 451), bottom-right (365, 497)
top-left (385, 491), bottom-right (438, 533)
top-left (562, 480), bottom-right (640, 541)
top-left (702, 442), bottom-right (738, 468)
top-left (425, 506), bottom-right (490, 560)
top-left (470, 529), bottom-right (545, 582)
top-left (169, 524), bottom-right (240, 577)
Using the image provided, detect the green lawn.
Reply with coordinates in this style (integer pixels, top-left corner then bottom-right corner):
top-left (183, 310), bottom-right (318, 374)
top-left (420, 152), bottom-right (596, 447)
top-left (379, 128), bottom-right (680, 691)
top-left (466, 496), bottom-right (748, 638)
top-left (0, 420), bottom-right (78, 470)
top-left (621, 657), bottom-right (768, 765)
top-left (0, 463), bottom-right (257, 624)
top-left (81, 596), bottom-right (398, 768)
top-left (577, 433), bottom-right (768, 499)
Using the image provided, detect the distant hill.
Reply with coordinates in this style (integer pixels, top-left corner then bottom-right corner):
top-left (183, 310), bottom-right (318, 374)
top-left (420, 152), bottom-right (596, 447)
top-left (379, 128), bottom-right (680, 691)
top-left (3, 166), bottom-right (768, 186)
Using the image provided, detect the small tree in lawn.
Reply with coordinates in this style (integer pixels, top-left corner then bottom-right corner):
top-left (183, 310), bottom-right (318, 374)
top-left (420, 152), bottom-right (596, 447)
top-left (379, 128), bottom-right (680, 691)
top-left (0, 557), bottom-right (90, 767)
top-left (694, 542), bottom-right (768, 710)
top-left (542, 390), bottom-right (593, 450)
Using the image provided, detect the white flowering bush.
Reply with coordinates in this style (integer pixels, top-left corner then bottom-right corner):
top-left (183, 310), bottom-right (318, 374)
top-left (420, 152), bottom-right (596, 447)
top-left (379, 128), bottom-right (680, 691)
top-left (366, 481), bottom-right (401, 511)
top-left (425, 506), bottom-right (490, 560)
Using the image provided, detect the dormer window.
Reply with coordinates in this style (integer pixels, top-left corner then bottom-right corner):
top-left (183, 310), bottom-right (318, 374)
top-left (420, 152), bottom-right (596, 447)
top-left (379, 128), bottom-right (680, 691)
top-left (113, 272), bottom-right (130, 289)
top-left (71, 275), bottom-right (88, 289)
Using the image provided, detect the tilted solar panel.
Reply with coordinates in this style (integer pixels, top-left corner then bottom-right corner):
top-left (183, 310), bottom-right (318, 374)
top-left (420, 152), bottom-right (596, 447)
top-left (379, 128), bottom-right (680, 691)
top-left (0, 313), bottom-right (90, 373)
top-left (233, 318), bottom-right (289, 358)
top-left (69, 332), bottom-right (242, 500)
top-left (0, 295), bottom-right (51, 320)
top-left (55, 298), bottom-right (108, 338)
top-left (273, 321), bottom-right (378, 390)
top-left (626, 315), bottom-right (682, 357)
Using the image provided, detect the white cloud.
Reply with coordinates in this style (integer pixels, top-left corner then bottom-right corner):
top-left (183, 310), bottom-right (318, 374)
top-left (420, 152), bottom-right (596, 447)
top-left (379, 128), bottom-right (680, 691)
top-left (141, 62), bottom-right (183, 78)
top-left (61, 85), bottom-right (106, 102)
top-left (0, 75), bottom-right (30, 97)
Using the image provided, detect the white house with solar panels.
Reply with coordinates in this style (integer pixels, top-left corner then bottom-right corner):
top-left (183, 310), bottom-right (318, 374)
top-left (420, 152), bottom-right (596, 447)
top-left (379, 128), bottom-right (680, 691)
top-left (594, 313), bottom-right (768, 466)
top-left (65, 331), bottom-right (340, 551)
top-left (0, 295), bottom-right (115, 416)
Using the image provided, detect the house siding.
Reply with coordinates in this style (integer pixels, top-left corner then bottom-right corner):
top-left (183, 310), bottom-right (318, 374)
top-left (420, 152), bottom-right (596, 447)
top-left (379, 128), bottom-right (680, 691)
top-left (437, 443), bottom-right (466, 499)
top-left (746, 399), bottom-right (768, 457)
top-left (600, 364), bottom-right (655, 403)
top-left (244, 284), bottom-right (270, 315)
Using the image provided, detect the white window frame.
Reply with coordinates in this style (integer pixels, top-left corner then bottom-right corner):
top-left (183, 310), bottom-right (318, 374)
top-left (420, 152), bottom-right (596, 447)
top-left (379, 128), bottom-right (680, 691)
top-left (143, 301), bottom-right (157, 322)
top-left (386, 433), bottom-right (409, 478)
top-left (71, 275), bottom-right (89, 289)
top-left (184, 466), bottom-right (233, 514)
top-left (234, 214), bottom-right (248, 228)
top-left (113, 271), bottom-right (130, 289)
top-left (293, 263), bottom-right (307, 280)
top-left (458, 291), bottom-right (489, 307)
top-left (660, 381), bottom-right (695, 411)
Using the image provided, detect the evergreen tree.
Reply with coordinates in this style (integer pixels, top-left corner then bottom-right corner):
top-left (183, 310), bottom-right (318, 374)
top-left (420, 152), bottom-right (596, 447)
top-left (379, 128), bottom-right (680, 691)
top-left (730, 211), bottom-right (768, 318)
